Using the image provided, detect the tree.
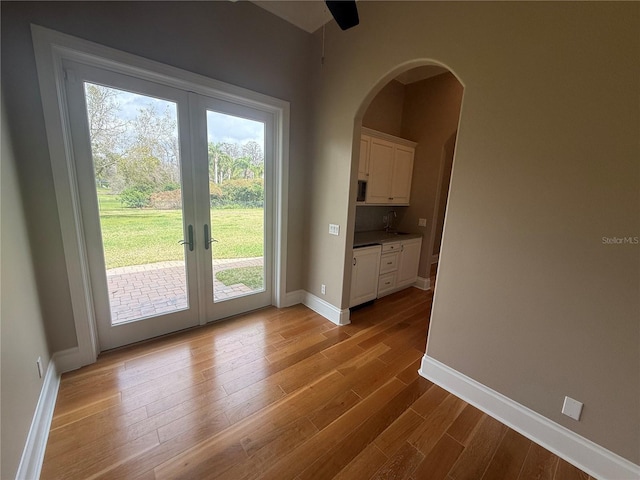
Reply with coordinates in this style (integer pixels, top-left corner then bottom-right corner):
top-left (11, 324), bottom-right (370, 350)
top-left (84, 83), bottom-right (128, 185)
top-left (130, 104), bottom-right (180, 184)
top-left (242, 141), bottom-right (264, 179)
top-left (208, 142), bottom-right (232, 184)
top-left (85, 84), bottom-right (181, 198)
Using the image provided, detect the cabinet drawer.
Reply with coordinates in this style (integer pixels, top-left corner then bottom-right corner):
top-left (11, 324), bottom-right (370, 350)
top-left (378, 272), bottom-right (397, 296)
top-left (382, 242), bottom-right (401, 253)
top-left (379, 252), bottom-right (399, 274)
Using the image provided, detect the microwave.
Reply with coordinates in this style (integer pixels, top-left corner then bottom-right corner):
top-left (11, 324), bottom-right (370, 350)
top-left (357, 180), bottom-right (367, 203)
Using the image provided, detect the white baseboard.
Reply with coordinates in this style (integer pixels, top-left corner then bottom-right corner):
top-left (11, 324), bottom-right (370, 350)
top-left (53, 346), bottom-right (83, 374)
top-left (302, 292), bottom-right (350, 326)
top-left (15, 357), bottom-right (60, 480)
top-left (414, 276), bottom-right (431, 291)
top-left (419, 355), bottom-right (640, 480)
top-left (279, 289), bottom-right (305, 308)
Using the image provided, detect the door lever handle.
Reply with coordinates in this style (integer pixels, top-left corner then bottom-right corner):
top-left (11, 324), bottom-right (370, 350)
top-left (179, 224), bottom-right (194, 251)
top-left (204, 224), bottom-right (218, 250)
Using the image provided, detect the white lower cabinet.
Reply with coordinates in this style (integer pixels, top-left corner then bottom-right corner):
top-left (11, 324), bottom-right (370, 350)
top-left (349, 245), bottom-right (382, 308)
top-left (350, 238), bottom-right (422, 306)
top-left (377, 238), bottom-right (422, 298)
top-left (397, 238), bottom-right (422, 288)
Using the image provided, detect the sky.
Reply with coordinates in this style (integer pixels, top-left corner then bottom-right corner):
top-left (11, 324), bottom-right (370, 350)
top-left (87, 82), bottom-right (264, 148)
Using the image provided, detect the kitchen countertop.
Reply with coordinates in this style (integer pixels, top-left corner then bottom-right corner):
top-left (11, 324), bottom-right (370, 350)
top-left (353, 230), bottom-right (422, 248)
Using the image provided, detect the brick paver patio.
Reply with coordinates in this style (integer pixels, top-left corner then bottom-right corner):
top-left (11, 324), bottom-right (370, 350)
top-left (106, 257), bottom-right (264, 324)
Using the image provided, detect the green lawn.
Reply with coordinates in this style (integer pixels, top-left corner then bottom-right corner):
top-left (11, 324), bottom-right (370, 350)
top-left (97, 191), bottom-right (264, 269)
top-left (215, 266), bottom-right (264, 289)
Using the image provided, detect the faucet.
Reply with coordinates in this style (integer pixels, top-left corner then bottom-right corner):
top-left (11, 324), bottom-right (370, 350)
top-left (385, 210), bottom-right (397, 232)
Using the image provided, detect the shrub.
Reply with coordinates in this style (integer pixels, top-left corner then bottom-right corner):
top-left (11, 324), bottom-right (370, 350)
top-left (211, 179), bottom-right (264, 208)
top-left (162, 182), bottom-right (181, 192)
top-left (119, 185), bottom-right (153, 208)
top-left (150, 189), bottom-right (182, 209)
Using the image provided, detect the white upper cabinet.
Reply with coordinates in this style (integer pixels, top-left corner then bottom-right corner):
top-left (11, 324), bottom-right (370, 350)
top-left (360, 128), bottom-right (416, 205)
top-left (358, 135), bottom-right (371, 181)
top-left (390, 145), bottom-right (415, 204)
top-left (367, 137), bottom-right (395, 203)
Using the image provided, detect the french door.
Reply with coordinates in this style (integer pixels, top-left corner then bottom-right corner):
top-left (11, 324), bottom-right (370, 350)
top-left (64, 60), bottom-right (273, 350)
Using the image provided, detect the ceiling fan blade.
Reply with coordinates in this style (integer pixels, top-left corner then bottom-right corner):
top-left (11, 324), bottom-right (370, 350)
top-left (325, 1), bottom-right (359, 31)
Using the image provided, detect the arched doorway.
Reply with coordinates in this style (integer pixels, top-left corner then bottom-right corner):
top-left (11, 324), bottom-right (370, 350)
top-left (348, 61), bottom-right (464, 303)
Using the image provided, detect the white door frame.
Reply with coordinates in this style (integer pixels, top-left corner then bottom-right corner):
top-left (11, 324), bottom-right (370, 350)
top-left (32, 24), bottom-right (290, 369)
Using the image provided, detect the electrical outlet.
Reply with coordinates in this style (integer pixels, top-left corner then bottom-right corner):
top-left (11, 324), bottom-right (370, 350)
top-left (329, 224), bottom-right (340, 236)
top-left (562, 396), bottom-right (583, 421)
top-left (418, 218), bottom-right (427, 227)
top-left (321, 284), bottom-right (326, 295)
top-left (36, 357), bottom-right (43, 379)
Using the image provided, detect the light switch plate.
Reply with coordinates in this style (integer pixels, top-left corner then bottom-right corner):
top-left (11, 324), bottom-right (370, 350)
top-left (562, 396), bottom-right (583, 421)
top-left (418, 218), bottom-right (427, 227)
top-left (329, 224), bottom-right (340, 236)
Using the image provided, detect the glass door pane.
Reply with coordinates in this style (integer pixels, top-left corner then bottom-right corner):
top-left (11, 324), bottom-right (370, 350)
top-left (206, 110), bottom-right (266, 303)
top-left (83, 82), bottom-right (189, 324)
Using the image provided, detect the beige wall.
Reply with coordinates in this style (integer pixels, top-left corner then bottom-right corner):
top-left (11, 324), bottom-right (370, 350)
top-left (1, 94), bottom-right (52, 479)
top-left (309, 1), bottom-right (639, 462)
top-left (398, 73), bottom-right (463, 277)
top-left (1, 1), bottom-right (313, 352)
top-left (362, 79), bottom-right (405, 137)
top-left (432, 131), bottom-right (457, 256)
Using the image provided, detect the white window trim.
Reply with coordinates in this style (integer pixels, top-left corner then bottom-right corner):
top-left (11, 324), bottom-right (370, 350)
top-left (31, 24), bottom-right (290, 369)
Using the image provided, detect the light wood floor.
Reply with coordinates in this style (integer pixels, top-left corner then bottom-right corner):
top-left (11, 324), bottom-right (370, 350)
top-left (42, 288), bottom-right (593, 480)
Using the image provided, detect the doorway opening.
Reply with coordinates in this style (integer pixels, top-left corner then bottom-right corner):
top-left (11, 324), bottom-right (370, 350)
top-left (350, 61), bottom-right (464, 296)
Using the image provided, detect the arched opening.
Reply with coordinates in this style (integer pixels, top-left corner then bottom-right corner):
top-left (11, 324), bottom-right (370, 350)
top-left (347, 60), bottom-right (464, 307)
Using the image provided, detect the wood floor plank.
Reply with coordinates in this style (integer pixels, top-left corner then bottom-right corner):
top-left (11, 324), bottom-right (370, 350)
top-left (448, 415), bottom-right (508, 480)
top-left (445, 404), bottom-right (485, 446)
top-left (374, 408), bottom-right (425, 457)
top-left (42, 431), bottom-right (159, 480)
top-left (481, 429), bottom-right (531, 480)
top-left (298, 378), bottom-right (431, 480)
top-left (350, 347), bottom-right (424, 398)
top-left (553, 459), bottom-right (589, 480)
top-left (144, 380), bottom-right (227, 418)
top-left (408, 393), bottom-right (467, 456)
top-left (49, 393), bottom-right (121, 430)
top-left (517, 443), bottom-right (559, 480)
top-left (410, 383), bottom-right (450, 418)
top-left (395, 358), bottom-right (424, 385)
top-left (215, 417), bottom-right (320, 480)
top-left (41, 289), bottom-right (593, 480)
top-left (44, 405), bottom-right (148, 460)
top-left (371, 442), bottom-right (424, 480)
top-left (155, 442), bottom-right (247, 480)
top-left (411, 433), bottom-right (465, 480)
top-left (259, 379), bottom-right (407, 480)
top-left (332, 443), bottom-right (389, 480)
top-left (307, 388), bottom-right (362, 431)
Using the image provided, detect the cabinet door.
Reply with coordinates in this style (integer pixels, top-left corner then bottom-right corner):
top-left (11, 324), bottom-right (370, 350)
top-left (366, 138), bottom-right (394, 203)
top-left (390, 145), bottom-right (414, 204)
top-left (397, 238), bottom-right (422, 287)
top-left (350, 246), bottom-right (381, 307)
top-left (358, 135), bottom-right (370, 180)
